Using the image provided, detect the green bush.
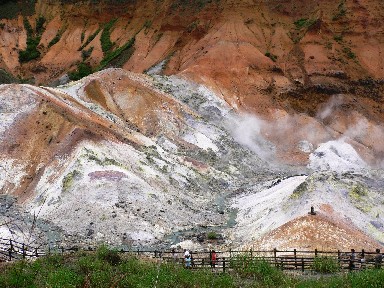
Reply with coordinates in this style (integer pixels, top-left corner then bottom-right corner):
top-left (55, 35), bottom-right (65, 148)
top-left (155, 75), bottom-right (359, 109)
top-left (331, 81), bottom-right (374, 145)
top-left (100, 19), bottom-right (117, 54)
top-left (265, 51), bottom-right (278, 62)
top-left (81, 46), bottom-right (94, 60)
top-left (312, 256), bottom-right (340, 273)
top-left (231, 255), bottom-right (290, 286)
top-left (68, 62), bottom-right (93, 81)
top-left (207, 231), bottom-right (218, 240)
top-left (78, 28), bottom-right (101, 51)
top-left (97, 245), bottom-right (121, 266)
top-left (98, 36), bottom-right (135, 70)
top-left (48, 29), bottom-right (64, 48)
top-left (45, 268), bottom-right (82, 288)
top-left (19, 16), bottom-right (46, 63)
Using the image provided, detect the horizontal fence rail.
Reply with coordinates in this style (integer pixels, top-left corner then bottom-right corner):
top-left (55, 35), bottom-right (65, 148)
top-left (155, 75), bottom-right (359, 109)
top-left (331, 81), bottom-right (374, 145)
top-left (1, 239), bottom-right (383, 273)
top-left (0, 238), bottom-right (46, 261)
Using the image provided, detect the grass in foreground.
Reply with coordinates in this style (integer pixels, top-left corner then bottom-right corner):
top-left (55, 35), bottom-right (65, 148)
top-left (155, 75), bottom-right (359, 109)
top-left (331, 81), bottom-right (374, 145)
top-left (1, 247), bottom-right (384, 287)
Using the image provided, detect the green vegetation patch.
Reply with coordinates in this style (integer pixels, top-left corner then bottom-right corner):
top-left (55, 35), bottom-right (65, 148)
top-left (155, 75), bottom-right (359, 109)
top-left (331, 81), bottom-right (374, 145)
top-left (343, 47), bottom-right (356, 59)
top-left (0, 69), bottom-right (18, 84)
top-left (98, 36), bottom-right (135, 70)
top-left (333, 0), bottom-right (347, 21)
top-left (207, 231), bottom-right (218, 240)
top-left (349, 184), bottom-right (371, 213)
top-left (19, 16), bottom-right (46, 63)
top-left (48, 28), bottom-right (65, 48)
top-left (68, 62), bottom-right (93, 81)
top-left (349, 184), bottom-right (368, 201)
top-left (230, 255), bottom-right (289, 286)
top-left (62, 170), bottom-right (81, 192)
top-left (101, 19), bottom-right (117, 54)
top-left (78, 28), bottom-right (101, 51)
top-left (290, 181), bottom-right (309, 199)
top-left (312, 256), bottom-right (340, 273)
top-left (3, 247), bottom-right (384, 287)
top-left (0, 0), bottom-right (35, 19)
top-left (294, 18), bottom-right (317, 30)
top-left (265, 51), bottom-right (278, 62)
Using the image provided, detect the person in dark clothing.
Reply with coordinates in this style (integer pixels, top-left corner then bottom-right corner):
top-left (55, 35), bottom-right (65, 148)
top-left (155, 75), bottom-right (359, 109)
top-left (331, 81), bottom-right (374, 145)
top-left (349, 249), bottom-right (356, 270)
top-left (374, 249), bottom-right (383, 269)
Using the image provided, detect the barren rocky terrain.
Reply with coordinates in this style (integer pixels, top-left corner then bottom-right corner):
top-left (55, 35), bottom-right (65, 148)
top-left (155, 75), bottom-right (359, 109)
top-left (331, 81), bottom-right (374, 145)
top-left (0, 0), bottom-right (383, 252)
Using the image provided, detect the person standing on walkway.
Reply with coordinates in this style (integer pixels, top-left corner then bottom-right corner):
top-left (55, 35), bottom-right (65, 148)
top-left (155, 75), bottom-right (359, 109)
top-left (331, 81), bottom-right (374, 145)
top-left (210, 250), bottom-right (217, 268)
top-left (374, 249), bottom-right (383, 269)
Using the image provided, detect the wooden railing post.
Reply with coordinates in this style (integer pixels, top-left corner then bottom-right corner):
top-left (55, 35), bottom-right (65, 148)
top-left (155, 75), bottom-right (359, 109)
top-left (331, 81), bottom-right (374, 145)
top-left (315, 248), bottom-right (318, 257)
top-left (8, 240), bottom-right (13, 261)
top-left (273, 248), bottom-right (277, 266)
top-left (301, 257), bottom-right (304, 272)
top-left (137, 248), bottom-right (140, 256)
top-left (294, 249), bottom-right (297, 269)
top-left (250, 248), bottom-right (253, 258)
top-left (223, 257), bottom-right (226, 273)
top-left (35, 248), bottom-right (38, 257)
top-left (229, 248), bottom-right (232, 259)
top-left (22, 244), bottom-right (26, 259)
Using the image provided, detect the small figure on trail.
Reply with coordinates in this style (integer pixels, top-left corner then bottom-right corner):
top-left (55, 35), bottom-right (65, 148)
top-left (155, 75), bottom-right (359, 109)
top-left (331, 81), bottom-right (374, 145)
top-left (185, 254), bottom-right (192, 269)
top-left (374, 248), bottom-right (383, 269)
top-left (210, 250), bottom-right (217, 268)
top-left (349, 249), bottom-right (356, 270)
top-left (184, 249), bottom-right (190, 258)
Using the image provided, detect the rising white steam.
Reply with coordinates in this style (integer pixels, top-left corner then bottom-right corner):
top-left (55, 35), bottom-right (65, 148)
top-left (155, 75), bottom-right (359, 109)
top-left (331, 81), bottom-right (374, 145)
top-left (225, 113), bottom-right (275, 161)
top-left (317, 94), bottom-right (344, 120)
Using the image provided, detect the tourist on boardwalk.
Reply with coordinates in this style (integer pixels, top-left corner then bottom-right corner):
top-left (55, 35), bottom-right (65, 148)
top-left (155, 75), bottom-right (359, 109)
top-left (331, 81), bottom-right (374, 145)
top-left (374, 249), bottom-right (383, 269)
top-left (185, 254), bottom-right (192, 269)
top-left (349, 249), bottom-right (356, 270)
top-left (210, 250), bottom-right (217, 268)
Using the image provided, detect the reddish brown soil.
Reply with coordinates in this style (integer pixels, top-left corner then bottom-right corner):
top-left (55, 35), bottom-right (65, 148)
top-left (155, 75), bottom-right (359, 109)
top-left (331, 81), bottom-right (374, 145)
top-left (252, 207), bottom-right (384, 251)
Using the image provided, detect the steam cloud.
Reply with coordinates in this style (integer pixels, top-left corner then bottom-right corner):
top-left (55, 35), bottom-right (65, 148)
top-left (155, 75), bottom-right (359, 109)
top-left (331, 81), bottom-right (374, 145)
top-left (225, 113), bottom-right (276, 161)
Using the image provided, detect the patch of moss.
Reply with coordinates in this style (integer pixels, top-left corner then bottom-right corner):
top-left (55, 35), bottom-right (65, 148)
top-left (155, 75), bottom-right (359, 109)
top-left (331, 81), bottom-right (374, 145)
top-left (290, 181), bottom-right (309, 199)
top-left (83, 148), bottom-right (122, 167)
top-left (62, 170), bottom-right (81, 192)
top-left (349, 184), bottom-right (368, 201)
top-left (349, 184), bottom-right (371, 213)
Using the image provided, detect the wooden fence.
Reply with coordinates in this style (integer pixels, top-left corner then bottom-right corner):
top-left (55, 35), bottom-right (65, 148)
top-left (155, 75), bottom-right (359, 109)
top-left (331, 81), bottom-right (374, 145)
top-left (1, 238), bottom-right (383, 273)
top-left (0, 238), bottom-right (45, 261)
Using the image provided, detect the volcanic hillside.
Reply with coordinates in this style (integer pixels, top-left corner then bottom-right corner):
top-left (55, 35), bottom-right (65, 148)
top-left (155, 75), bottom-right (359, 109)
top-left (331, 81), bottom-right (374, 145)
top-left (0, 0), bottom-right (384, 251)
